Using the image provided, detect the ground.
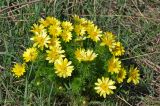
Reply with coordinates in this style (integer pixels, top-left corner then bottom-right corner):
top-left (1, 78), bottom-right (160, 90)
top-left (0, 0), bottom-right (160, 106)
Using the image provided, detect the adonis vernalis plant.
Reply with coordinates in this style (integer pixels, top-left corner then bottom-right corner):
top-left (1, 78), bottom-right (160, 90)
top-left (11, 15), bottom-right (140, 103)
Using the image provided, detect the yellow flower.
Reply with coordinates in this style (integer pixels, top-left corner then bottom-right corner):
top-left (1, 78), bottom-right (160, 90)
top-left (39, 18), bottom-right (49, 27)
top-left (39, 16), bottom-right (60, 27)
top-left (95, 77), bottom-right (116, 98)
top-left (116, 68), bottom-right (126, 83)
top-left (107, 57), bottom-right (121, 74)
top-left (46, 16), bottom-right (60, 26)
top-left (100, 32), bottom-right (116, 50)
top-left (73, 15), bottom-right (87, 24)
top-left (23, 47), bottom-right (38, 62)
top-left (85, 49), bottom-right (98, 61)
top-left (11, 63), bottom-right (25, 77)
top-left (61, 21), bottom-right (73, 31)
top-left (75, 48), bottom-right (97, 62)
top-left (110, 42), bottom-right (125, 56)
top-left (61, 31), bottom-right (72, 42)
top-left (74, 25), bottom-right (86, 36)
top-left (79, 18), bottom-right (88, 25)
top-left (30, 30), bottom-right (50, 50)
top-left (30, 24), bottom-right (44, 34)
top-left (87, 25), bottom-right (102, 42)
top-left (54, 58), bottom-right (74, 78)
top-left (75, 48), bottom-right (86, 62)
top-left (83, 20), bottom-right (94, 31)
top-left (127, 67), bottom-right (140, 85)
top-left (46, 46), bottom-right (65, 63)
top-left (48, 25), bottom-right (62, 37)
top-left (48, 37), bottom-right (61, 47)
top-left (73, 15), bottom-right (94, 31)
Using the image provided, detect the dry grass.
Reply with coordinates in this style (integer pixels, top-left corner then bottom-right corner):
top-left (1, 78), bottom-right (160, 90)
top-left (0, 0), bottom-right (160, 105)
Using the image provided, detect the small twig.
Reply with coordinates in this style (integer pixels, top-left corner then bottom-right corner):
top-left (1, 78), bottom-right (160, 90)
top-left (121, 52), bottom-right (160, 60)
top-left (0, 19), bottom-right (35, 22)
top-left (1, 81), bottom-right (14, 102)
top-left (141, 59), bottom-right (160, 73)
top-left (0, 13), bottom-right (46, 18)
top-left (117, 95), bottom-right (132, 106)
top-left (0, 0), bottom-right (41, 14)
top-left (131, 0), bottom-right (148, 23)
top-left (12, 79), bottom-right (25, 84)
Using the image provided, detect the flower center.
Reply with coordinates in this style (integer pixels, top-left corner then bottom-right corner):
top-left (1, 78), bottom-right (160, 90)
top-left (37, 37), bottom-right (44, 44)
top-left (50, 51), bottom-right (59, 60)
top-left (118, 71), bottom-right (123, 78)
top-left (100, 83), bottom-right (108, 91)
top-left (131, 73), bottom-right (136, 79)
top-left (109, 62), bottom-right (116, 71)
top-left (29, 52), bottom-right (34, 59)
top-left (60, 66), bottom-right (67, 73)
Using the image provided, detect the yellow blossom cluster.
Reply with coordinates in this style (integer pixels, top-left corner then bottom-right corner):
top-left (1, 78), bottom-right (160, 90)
top-left (11, 15), bottom-right (140, 99)
top-left (73, 15), bottom-right (102, 42)
top-left (101, 32), bottom-right (125, 56)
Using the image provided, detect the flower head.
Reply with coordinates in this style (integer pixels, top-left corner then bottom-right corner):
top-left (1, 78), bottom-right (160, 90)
top-left (95, 77), bottom-right (116, 98)
top-left (127, 67), bottom-right (140, 85)
top-left (39, 18), bottom-right (50, 27)
top-left (54, 58), bottom-right (74, 78)
top-left (39, 16), bottom-right (60, 27)
top-left (48, 37), bottom-right (61, 47)
top-left (73, 15), bottom-right (87, 25)
top-left (75, 48), bottom-right (86, 62)
top-left (83, 20), bottom-right (94, 31)
top-left (61, 21), bottom-right (73, 31)
top-left (100, 32), bottom-right (116, 50)
top-left (107, 57), bottom-right (121, 74)
top-left (116, 68), bottom-right (126, 83)
top-left (48, 25), bottom-right (62, 37)
top-left (23, 47), bottom-right (38, 62)
top-left (74, 25), bottom-right (86, 36)
top-left (30, 30), bottom-right (50, 50)
top-left (30, 24), bottom-right (44, 34)
top-left (46, 46), bottom-right (65, 63)
top-left (110, 42), bottom-right (125, 56)
top-left (75, 48), bottom-right (97, 62)
top-left (46, 16), bottom-right (60, 26)
top-left (87, 25), bottom-right (102, 42)
top-left (11, 63), bottom-right (25, 77)
top-left (85, 49), bottom-right (98, 61)
top-left (61, 31), bottom-right (72, 42)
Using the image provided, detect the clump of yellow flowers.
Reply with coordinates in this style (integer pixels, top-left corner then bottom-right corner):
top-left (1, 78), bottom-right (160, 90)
top-left (11, 15), bottom-right (140, 99)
